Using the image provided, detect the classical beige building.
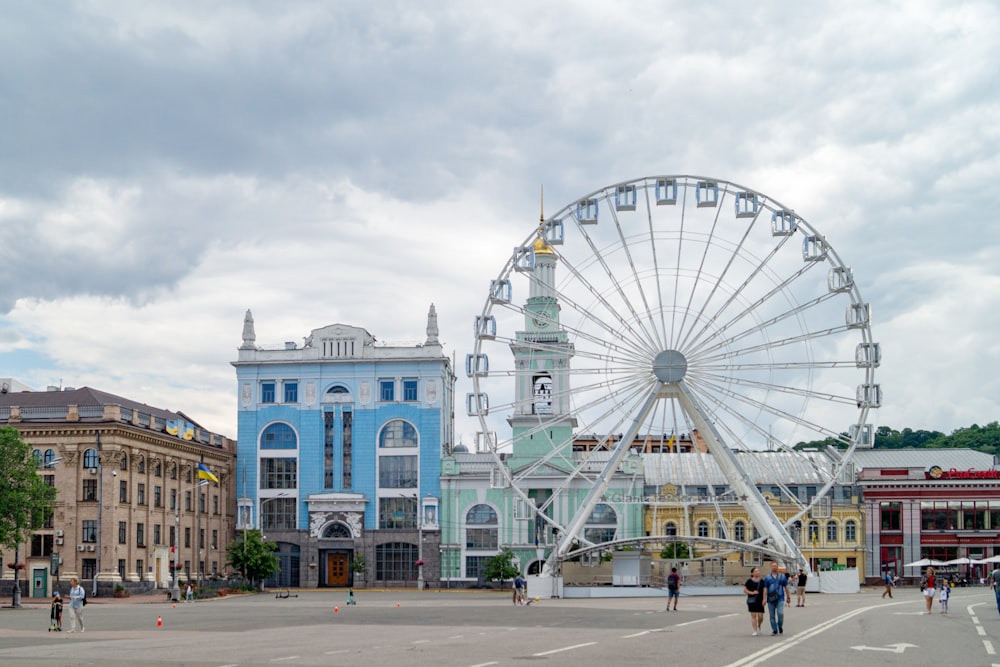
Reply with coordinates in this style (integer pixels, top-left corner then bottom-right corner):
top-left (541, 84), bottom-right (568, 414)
top-left (1, 385), bottom-right (235, 599)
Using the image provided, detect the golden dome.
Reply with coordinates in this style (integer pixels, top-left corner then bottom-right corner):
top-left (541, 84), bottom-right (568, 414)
top-left (533, 226), bottom-right (555, 255)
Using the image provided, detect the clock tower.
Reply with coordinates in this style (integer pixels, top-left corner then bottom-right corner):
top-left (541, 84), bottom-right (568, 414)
top-left (507, 218), bottom-right (576, 471)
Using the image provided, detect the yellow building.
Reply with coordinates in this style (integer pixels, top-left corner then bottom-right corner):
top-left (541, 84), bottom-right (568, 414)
top-left (641, 451), bottom-right (865, 584)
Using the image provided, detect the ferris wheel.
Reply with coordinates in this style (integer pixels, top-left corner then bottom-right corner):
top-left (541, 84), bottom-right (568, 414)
top-left (467, 175), bottom-right (880, 569)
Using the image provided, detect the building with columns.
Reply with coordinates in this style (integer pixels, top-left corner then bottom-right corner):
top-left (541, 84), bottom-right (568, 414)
top-left (232, 306), bottom-right (453, 588)
top-left (0, 386), bottom-right (234, 599)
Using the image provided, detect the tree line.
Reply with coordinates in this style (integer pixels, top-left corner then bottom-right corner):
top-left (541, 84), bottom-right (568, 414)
top-left (795, 421), bottom-right (1000, 455)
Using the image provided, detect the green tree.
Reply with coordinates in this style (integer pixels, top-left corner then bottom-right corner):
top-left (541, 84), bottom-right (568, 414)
top-left (483, 547), bottom-right (520, 588)
top-left (0, 426), bottom-right (58, 551)
top-left (660, 542), bottom-right (692, 560)
top-left (226, 529), bottom-right (279, 589)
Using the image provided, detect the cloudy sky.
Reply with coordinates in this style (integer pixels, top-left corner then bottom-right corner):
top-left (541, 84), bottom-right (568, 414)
top-left (1, 0), bottom-right (998, 443)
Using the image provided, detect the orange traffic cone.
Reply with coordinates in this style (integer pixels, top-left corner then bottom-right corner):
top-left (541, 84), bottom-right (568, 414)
top-left (157, 615), bottom-right (163, 628)
top-left (396, 602), bottom-right (400, 608)
top-left (334, 606), bottom-right (339, 614)
top-left (172, 603), bottom-right (177, 609)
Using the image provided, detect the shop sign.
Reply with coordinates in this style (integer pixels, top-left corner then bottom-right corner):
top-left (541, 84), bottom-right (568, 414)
top-left (926, 465), bottom-right (1000, 480)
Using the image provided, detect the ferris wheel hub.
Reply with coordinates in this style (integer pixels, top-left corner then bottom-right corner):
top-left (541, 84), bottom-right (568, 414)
top-left (652, 349), bottom-right (688, 383)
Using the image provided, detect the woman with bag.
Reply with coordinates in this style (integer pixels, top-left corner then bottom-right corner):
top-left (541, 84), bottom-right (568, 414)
top-left (743, 567), bottom-right (765, 636)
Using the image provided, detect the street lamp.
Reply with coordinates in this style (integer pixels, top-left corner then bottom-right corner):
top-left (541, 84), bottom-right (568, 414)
top-left (172, 479), bottom-right (209, 602)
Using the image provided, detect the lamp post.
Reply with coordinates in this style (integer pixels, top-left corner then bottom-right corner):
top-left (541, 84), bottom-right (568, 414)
top-left (172, 479), bottom-right (209, 602)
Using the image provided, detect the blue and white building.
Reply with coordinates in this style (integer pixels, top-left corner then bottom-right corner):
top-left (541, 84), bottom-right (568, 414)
top-left (232, 306), bottom-right (453, 588)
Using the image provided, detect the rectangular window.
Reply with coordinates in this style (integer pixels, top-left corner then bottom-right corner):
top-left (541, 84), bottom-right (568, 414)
top-left (324, 411), bottom-right (335, 489)
top-left (30, 534), bottom-right (53, 557)
top-left (118, 521), bottom-right (127, 544)
top-left (213, 495), bottom-right (219, 515)
top-left (81, 559), bottom-right (97, 580)
top-left (466, 528), bottom-right (498, 550)
top-left (379, 379), bottom-right (395, 402)
top-left (82, 520), bottom-right (97, 543)
top-left (170, 489), bottom-right (177, 511)
top-left (119, 480), bottom-right (128, 503)
top-left (198, 528), bottom-right (204, 549)
top-left (378, 455), bottom-right (418, 488)
top-left (342, 411), bottom-right (352, 490)
top-left (260, 458), bottom-right (298, 489)
top-left (118, 559), bottom-right (126, 581)
top-left (212, 529), bottom-right (218, 550)
top-left (184, 527), bottom-right (191, 548)
top-left (403, 378), bottom-right (418, 402)
top-left (154, 486), bottom-right (161, 508)
top-left (185, 490), bottom-right (192, 511)
top-left (261, 497), bottom-right (296, 531)
top-left (137, 559), bottom-right (144, 577)
top-left (137, 483), bottom-right (146, 506)
top-left (199, 492), bottom-right (205, 513)
top-left (881, 501), bottom-right (902, 531)
top-left (261, 381), bottom-right (276, 403)
top-left (83, 479), bottom-right (97, 501)
top-left (465, 556), bottom-right (490, 580)
top-left (283, 381), bottom-right (298, 403)
top-left (136, 522), bottom-right (145, 547)
top-left (154, 524), bottom-right (161, 546)
top-left (169, 526), bottom-right (176, 547)
top-left (378, 497), bottom-right (417, 530)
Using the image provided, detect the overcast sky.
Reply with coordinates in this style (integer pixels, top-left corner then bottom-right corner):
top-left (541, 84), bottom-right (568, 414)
top-left (1, 0), bottom-right (998, 443)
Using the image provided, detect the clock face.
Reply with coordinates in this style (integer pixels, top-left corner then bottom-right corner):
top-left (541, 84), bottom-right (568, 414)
top-left (532, 316), bottom-right (549, 328)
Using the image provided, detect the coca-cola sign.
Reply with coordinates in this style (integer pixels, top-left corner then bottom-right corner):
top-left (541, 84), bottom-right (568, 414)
top-left (926, 465), bottom-right (1000, 480)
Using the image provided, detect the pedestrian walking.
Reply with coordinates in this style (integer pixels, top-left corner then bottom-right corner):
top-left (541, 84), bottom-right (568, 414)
top-left (666, 567), bottom-right (681, 611)
top-left (49, 592), bottom-right (63, 632)
top-left (882, 571), bottom-right (894, 599)
top-left (743, 567), bottom-right (765, 636)
top-left (186, 583), bottom-right (194, 603)
top-left (763, 561), bottom-right (790, 636)
top-left (795, 568), bottom-right (807, 607)
top-left (939, 579), bottom-right (951, 614)
top-left (513, 574), bottom-right (525, 605)
top-left (66, 578), bottom-right (85, 633)
top-left (922, 566), bottom-right (937, 614)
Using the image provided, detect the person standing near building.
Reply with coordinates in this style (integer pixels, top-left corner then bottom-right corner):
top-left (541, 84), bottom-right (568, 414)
top-left (922, 566), bottom-right (937, 614)
top-left (939, 579), bottom-right (951, 614)
top-left (666, 567), bottom-right (681, 611)
top-left (49, 592), bottom-right (62, 632)
top-left (743, 567), bottom-right (765, 636)
top-left (882, 570), bottom-right (894, 599)
top-left (186, 583), bottom-right (194, 603)
top-left (67, 578), bottom-right (85, 633)
top-left (795, 568), bottom-right (807, 607)
top-left (763, 561), bottom-right (790, 636)
top-left (991, 566), bottom-right (1000, 615)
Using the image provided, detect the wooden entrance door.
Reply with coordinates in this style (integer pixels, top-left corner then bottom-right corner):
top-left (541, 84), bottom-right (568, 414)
top-left (327, 552), bottom-right (349, 586)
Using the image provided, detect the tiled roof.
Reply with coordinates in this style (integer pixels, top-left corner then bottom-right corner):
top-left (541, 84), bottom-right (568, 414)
top-left (0, 386), bottom-right (204, 429)
top-left (849, 448), bottom-right (997, 470)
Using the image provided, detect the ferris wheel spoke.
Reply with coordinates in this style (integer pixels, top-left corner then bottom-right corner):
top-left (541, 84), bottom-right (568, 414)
top-left (689, 322), bottom-right (854, 367)
top-left (561, 222), bottom-right (662, 355)
top-left (689, 370), bottom-right (858, 406)
top-left (670, 189), bottom-right (725, 351)
top-left (695, 360), bottom-right (857, 371)
top-left (671, 196), bottom-right (764, 352)
top-left (687, 374), bottom-right (851, 444)
top-left (643, 186), bottom-right (671, 352)
top-left (487, 331), bottom-right (648, 369)
top-left (683, 254), bottom-right (819, 358)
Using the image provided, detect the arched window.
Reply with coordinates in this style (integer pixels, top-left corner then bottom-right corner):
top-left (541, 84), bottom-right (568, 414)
top-left (808, 520), bottom-right (820, 542)
top-left (261, 423), bottom-right (298, 449)
top-left (32, 449), bottom-right (43, 467)
top-left (83, 448), bottom-right (99, 469)
top-left (322, 523), bottom-right (352, 539)
top-left (584, 503), bottom-right (617, 543)
top-left (664, 522), bottom-right (678, 537)
top-left (845, 520), bottom-right (857, 543)
top-left (44, 449), bottom-right (56, 467)
top-left (136, 456), bottom-right (145, 473)
top-left (826, 521), bottom-right (838, 543)
top-left (379, 420), bottom-right (418, 448)
top-left (697, 521), bottom-right (709, 538)
top-left (734, 520), bottom-right (746, 542)
top-left (715, 521), bottom-right (726, 540)
top-left (120, 453), bottom-right (128, 470)
top-left (466, 504), bottom-right (498, 550)
top-left (170, 462), bottom-right (177, 480)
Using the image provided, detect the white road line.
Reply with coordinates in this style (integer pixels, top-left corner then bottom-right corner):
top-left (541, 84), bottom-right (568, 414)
top-left (623, 630), bottom-right (650, 638)
top-left (448, 634), bottom-right (464, 639)
top-left (413, 639), bottom-right (431, 644)
top-left (324, 650), bottom-right (349, 655)
top-left (533, 642), bottom-right (597, 657)
top-left (986, 640), bottom-right (996, 656)
top-left (469, 662), bottom-right (499, 667)
top-left (980, 626), bottom-right (988, 636)
top-left (270, 657), bottom-right (300, 663)
top-left (675, 617), bottom-right (709, 627)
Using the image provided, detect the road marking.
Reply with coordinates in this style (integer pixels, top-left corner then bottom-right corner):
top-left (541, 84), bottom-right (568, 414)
top-left (469, 662), bottom-right (499, 667)
top-left (622, 630), bottom-right (650, 638)
top-left (270, 657), bottom-right (300, 663)
top-left (986, 640), bottom-right (996, 656)
top-left (413, 639), bottom-right (431, 644)
top-left (850, 643), bottom-right (917, 654)
top-left (675, 617), bottom-right (709, 627)
top-left (724, 600), bottom-right (910, 667)
top-left (980, 626), bottom-right (988, 636)
top-left (533, 642), bottom-right (597, 656)
top-left (448, 634), bottom-right (464, 639)
top-left (324, 650), bottom-right (349, 655)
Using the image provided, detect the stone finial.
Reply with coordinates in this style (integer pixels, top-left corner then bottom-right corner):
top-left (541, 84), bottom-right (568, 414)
top-left (241, 309), bottom-right (256, 349)
top-left (425, 303), bottom-right (440, 345)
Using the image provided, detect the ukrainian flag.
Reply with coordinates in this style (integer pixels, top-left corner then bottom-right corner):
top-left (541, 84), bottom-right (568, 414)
top-left (197, 462), bottom-right (219, 484)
